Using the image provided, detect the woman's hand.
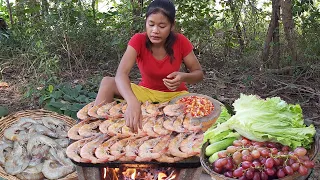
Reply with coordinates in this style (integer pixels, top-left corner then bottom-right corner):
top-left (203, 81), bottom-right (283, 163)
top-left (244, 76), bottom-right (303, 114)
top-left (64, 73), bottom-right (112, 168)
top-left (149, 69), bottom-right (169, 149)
top-left (124, 100), bottom-right (143, 132)
top-left (163, 72), bottom-right (185, 91)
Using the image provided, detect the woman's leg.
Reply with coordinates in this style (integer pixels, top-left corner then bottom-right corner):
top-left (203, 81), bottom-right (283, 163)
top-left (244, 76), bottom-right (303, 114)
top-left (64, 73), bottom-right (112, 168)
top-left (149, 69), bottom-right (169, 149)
top-left (94, 77), bottom-right (121, 105)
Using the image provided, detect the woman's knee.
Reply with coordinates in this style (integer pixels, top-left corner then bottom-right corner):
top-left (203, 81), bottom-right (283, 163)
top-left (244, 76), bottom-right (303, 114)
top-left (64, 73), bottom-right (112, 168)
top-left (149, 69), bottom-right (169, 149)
top-left (100, 76), bottom-right (115, 87)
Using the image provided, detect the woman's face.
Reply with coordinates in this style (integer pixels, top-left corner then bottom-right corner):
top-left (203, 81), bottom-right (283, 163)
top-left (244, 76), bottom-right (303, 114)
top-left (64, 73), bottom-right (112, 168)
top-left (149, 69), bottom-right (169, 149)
top-left (146, 12), bottom-right (173, 46)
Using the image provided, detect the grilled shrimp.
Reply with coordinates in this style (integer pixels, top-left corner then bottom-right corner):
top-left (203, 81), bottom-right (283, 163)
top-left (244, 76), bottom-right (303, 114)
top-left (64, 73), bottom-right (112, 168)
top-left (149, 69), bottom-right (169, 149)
top-left (163, 104), bottom-right (184, 116)
top-left (88, 100), bottom-right (107, 118)
top-left (162, 116), bottom-right (177, 132)
top-left (95, 136), bottom-right (120, 162)
top-left (125, 136), bottom-right (149, 161)
top-left (99, 119), bottom-right (116, 134)
top-left (106, 119), bottom-right (125, 136)
top-left (172, 114), bottom-right (187, 133)
top-left (109, 102), bottom-right (125, 118)
top-left (110, 137), bottom-right (136, 160)
top-left (78, 120), bottom-right (102, 138)
top-left (182, 113), bottom-right (202, 132)
top-left (155, 153), bottom-right (184, 163)
top-left (168, 133), bottom-right (190, 158)
top-left (97, 101), bottom-right (117, 117)
top-left (137, 137), bottom-right (163, 161)
top-left (152, 135), bottom-right (170, 154)
top-left (80, 134), bottom-right (109, 164)
top-left (142, 117), bottom-right (159, 137)
top-left (77, 102), bottom-right (94, 120)
top-left (66, 136), bottom-right (96, 163)
top-left (144, 101), bottom-right (162, 117)
top-left (179, 133), bottom-right (200, 156)
top-left (153, 116), bottom-right (171, 135)
top-left (67, 118), bottom-right (94, 140)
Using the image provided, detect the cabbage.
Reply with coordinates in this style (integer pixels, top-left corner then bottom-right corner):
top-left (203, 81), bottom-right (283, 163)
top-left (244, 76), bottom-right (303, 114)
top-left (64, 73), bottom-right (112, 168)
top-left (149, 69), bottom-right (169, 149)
top-left (224, 94), bottom-right (316, 149)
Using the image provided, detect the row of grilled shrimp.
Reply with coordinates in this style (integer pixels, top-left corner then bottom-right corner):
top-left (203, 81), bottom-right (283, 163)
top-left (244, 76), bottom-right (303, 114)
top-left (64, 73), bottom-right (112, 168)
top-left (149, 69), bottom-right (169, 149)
top-left (76, 100), bottom-right (186, 120)
top-left (67, 104), bottom-right (204, 163)
top-left (1, 117), bottom-right (75, 179)
top-left (67, 130), bottom-right (203, 164)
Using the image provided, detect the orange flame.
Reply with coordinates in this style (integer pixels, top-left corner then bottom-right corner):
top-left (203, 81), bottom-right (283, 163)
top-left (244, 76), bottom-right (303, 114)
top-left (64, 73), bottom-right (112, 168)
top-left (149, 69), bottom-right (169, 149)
top-left (158, 172), bottom-right (167, 180)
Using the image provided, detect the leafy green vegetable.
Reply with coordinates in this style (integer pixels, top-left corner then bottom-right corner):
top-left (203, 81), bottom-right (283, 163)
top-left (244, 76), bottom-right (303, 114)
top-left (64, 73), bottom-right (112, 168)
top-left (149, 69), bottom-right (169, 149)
top-left (0, 106), bottom-right (9, 117)
top-left (207, 106), bottom-right (231, 131)
top-left (224, 94), bottom-right (316, 149)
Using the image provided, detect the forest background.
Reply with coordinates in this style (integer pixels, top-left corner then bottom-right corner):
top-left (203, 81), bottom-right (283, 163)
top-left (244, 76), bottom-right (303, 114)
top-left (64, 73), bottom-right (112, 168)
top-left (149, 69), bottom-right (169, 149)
top-left (0, 0), bottom-right (319, 178)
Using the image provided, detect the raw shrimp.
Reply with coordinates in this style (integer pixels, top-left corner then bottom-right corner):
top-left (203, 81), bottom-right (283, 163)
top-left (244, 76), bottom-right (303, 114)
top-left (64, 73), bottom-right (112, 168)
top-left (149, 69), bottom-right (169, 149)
top-left (67, 118), bottom-right (94, 140)
top-left (3, 125), bottom-right (25, 141)
top-left (153, 116), bottom-right (171, 135)
top-left (77, 102), bottom-right (94, 120)
top-left (168, 133), bottom-right (190, 158)
top-left (4, 141), bottom-right (30, 175)
top-left (97, 101), bottom-right (117, 117)
top-left (125, 136), bottom-right (149, 161)
top-left (49, 147), bottom-right (73, 166)
top-left (0, 140), bottom-right (13, 165)
top-left (163, 104), bottom-right (184, 116)
top-left (16, 163), bottom-right (44, 180)
top-left (32, 124), bottom-right (59, 138)
top-left (80, 134), bottom-right (109, 164)
top-left (66, 136), bottom-right (96, 163)
top-left (182, 113), bottom-right (202, 132)
top-left (55, 138), bottom-right (70, 148)
top-left (95, 136), bottom-right (120, 162)
top-left (142, 117), bottom-right (159, 137)
top-left (27, 134), bottom-right (61, 153)
top-left (42, 159), bottom-right (75, 179)
top-left (78, 120), bottom-right (102, 138)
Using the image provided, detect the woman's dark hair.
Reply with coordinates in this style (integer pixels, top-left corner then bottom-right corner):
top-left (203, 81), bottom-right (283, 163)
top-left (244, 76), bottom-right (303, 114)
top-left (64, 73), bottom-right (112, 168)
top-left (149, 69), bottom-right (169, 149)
top-left (145, 0), bottom-right (176, 63)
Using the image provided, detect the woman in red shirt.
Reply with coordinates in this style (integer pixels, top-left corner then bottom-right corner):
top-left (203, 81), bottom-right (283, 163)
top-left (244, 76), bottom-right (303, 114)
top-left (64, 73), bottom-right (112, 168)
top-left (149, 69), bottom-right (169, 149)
top-left (95, 0), bottom-right (204, 131)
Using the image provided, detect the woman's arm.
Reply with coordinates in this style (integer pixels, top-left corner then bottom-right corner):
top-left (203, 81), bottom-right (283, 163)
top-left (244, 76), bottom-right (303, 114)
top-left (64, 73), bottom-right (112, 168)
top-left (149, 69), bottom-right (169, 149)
top-left (115, 45), bottom-right (138, 103)
top-left (180, 50), bottom-right (204, 84)
top-left (115, 45), bottom-right (142, 132)
top-left (163, 50), bottom-right (204, 91)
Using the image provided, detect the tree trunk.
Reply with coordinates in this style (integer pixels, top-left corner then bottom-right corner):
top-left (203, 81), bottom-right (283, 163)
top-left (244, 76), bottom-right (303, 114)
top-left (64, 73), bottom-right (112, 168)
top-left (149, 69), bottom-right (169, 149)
top-left (272, 0), bottom-right (280, 68)
top-left (228, 0), bottom-right (245, 53)
top-left (262, 0), bottom-right (279, 66)
top-left (91, 0), bottom-right (96, 20)
top-left (6, 0), bottom-right (13, 26)
top-left (280, 0), bottom-right (298, 65)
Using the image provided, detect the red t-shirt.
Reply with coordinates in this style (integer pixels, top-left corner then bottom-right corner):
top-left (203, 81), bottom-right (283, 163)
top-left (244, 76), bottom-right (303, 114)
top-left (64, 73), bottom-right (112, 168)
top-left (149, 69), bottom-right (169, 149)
top-left (128, 33), bottom-right (193, 92)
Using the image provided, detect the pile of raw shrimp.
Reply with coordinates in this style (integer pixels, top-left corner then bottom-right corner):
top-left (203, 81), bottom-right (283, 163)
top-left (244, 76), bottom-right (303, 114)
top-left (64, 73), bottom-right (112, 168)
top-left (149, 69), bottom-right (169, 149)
top-left (66, 100), bottom-right (204, 164)
top-left (0, 117), bottom-right (75, 179)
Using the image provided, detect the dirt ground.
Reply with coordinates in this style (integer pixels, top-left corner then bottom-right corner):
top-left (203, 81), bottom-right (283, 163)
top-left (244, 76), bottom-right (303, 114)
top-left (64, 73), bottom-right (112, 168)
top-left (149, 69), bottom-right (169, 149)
top-left (0, 61), bottom-right (319, 179)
